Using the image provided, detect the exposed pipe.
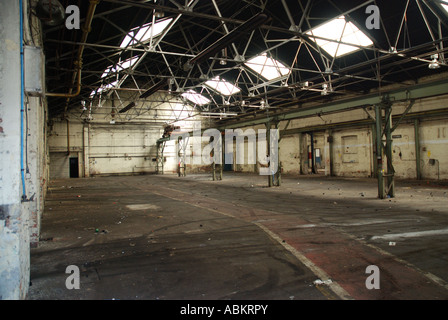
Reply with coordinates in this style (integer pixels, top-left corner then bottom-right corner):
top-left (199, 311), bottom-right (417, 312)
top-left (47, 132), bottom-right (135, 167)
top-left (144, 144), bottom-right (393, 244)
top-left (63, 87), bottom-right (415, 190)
top-left (67, 118), bottom-right (70, 155)
top-left (140, 79), bottom-right (167, 99)
top-left (20, 0), bottom-right (27, 200)
top-left (46, 0), bottom-right (100, 106)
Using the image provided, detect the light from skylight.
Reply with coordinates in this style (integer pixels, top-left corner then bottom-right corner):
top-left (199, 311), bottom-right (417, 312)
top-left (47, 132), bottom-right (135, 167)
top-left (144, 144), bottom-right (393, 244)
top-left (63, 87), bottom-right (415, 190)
top-left (182, 90), bottom-right (211, 106)
top-left (244, 53), bottom-right (290, 80)
top-left (120, 18), bottom-right (173, 48)
top-left (442, 3), bottom-right (448, 13)
top-left (205, 77), bottom-right (241, 96)
top-left (90, 80), bottom-right (119, 97)
top-left (306, 16), bottom-right (373, 57)
top-left (101, 56), bottom-right (140, 78)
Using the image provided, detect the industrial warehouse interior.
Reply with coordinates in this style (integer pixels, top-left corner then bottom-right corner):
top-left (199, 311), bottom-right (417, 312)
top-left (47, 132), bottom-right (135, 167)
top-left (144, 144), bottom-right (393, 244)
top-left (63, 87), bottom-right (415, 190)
top-left (1, 0), bottom-right (448, 303)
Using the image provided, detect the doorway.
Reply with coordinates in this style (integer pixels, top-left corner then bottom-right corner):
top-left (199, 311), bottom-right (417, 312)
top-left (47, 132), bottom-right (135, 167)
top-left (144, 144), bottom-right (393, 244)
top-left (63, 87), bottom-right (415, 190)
top-left (69, 157), bottom-right (79, 178)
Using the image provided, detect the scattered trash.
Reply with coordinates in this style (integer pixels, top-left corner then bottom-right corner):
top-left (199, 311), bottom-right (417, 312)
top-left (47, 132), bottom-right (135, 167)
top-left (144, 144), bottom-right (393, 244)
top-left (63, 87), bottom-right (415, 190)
top-left (389, 242), bottom-right (396, 246)
top-left (289, 296), bottom-right (295, 300)
top-left (360, 192), bottom-right (365, 197)
top-left (314, 279), bottom-right (333, 286)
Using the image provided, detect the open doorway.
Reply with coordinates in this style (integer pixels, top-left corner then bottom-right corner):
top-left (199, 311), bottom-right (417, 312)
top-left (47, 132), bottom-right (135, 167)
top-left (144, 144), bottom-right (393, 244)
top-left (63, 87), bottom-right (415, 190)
top-left (306, 132), bottom-right (326, 175)
top-left (69, 157), bottom-right (79, 178)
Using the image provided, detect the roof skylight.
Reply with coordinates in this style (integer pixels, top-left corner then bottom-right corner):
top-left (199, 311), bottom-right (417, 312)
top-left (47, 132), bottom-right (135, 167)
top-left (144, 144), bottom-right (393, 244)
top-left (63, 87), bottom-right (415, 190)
top-left (244, 53), bottom-right (290, 80)
top-left (101, 56), bottom-right (140, 78)
top-left (205, 77), bottom-right (241, 96)
top-left (182, 90), bottom-right (211, 106)
top-left (90, 80), bottom-right (119, 98)
top-left (306, 16), bottom-right (373, 58)
top-left (442, 2), bottom-right (448, 12)
top-left (120, 18), bottom-right (173, 48)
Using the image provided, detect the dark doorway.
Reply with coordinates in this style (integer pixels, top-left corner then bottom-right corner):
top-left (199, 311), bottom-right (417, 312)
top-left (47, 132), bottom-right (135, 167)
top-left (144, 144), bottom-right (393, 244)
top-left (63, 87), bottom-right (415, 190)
top-left (224, 153), bottom-right (233, 172)
top-left (69, 158), bottom-right (79, 178)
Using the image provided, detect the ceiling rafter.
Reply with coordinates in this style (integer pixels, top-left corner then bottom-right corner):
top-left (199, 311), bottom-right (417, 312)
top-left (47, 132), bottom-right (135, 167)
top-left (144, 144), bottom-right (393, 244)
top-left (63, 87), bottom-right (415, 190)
top-left (43, 0), bottom-right (448, 124)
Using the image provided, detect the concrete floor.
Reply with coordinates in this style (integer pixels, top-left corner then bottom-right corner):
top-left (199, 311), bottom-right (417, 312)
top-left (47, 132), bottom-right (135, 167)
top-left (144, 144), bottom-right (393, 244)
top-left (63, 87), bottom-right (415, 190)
top-left (28, 173), bottom-right (448, 300)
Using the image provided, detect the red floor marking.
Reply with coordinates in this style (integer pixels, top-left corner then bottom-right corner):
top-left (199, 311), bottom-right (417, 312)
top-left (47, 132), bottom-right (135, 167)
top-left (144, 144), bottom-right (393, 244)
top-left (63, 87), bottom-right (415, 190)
top-left (149, 185), bottom-right (448, 300)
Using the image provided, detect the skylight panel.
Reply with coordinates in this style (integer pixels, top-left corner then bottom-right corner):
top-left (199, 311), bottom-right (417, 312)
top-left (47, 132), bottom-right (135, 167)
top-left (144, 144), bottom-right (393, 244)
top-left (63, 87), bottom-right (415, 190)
top-left (205, 77), bottom-right (241, 96)
top-left (244, 53), bottom-right (290, 80)
top-left (306, 16), bottom-right (373, 58)
top-left (182, 90), bottom-right (211, 106)
top-left (101, 56), bottom-right (139, 78)
top-left (442, 3), bottom-right (448, 13)
top-left (120, 18), bottom-right (173, 48)
top-left (90, 80), bottom-right (119, 97)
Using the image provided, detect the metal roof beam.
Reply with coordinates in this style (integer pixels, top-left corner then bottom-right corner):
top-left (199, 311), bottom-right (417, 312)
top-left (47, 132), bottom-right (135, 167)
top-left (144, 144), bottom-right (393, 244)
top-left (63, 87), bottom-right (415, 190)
top-left (218, 78), bottom-right (448, 129)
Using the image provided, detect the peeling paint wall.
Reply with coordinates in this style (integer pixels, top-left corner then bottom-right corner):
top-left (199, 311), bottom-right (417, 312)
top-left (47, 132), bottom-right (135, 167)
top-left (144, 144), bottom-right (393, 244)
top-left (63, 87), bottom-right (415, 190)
top-left (238, 94), bottom-right (448, 180)
top-left (0, 0), bottom-right (48, 299)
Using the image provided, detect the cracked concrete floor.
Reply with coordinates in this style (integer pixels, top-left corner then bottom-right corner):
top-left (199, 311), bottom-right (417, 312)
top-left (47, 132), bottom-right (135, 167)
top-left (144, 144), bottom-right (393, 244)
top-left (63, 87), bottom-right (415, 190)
top-left (28, 173), bottom-right (448, 300)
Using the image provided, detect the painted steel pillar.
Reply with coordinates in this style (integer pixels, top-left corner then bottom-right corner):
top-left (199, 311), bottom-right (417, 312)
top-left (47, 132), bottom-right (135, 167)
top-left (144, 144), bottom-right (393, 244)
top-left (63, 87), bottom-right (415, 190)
top-left (265, 122), bottom-right (273, 187)
top-left (375, 104), bottom-right (385, 199)
top-left (384, 104), bottom-right (395, 198)
top-left (328, 130), bottom-right (334, 176)
top-left (371, 124), bottom-right (378, 178)
top-left (156, 140), bottom-right (166, 174)
top-left (414, 119), bottom-right (422, 180)
top-left (178, 136), bottom-right (187, 177)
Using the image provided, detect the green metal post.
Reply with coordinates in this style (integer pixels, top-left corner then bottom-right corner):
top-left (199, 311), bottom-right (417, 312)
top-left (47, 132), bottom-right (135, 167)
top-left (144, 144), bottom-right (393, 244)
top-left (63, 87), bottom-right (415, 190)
top-left (266, 122), bottom-right (273, 187)
top-left (375, 104), bottom-right (385, 199)
top-left (328, 129), bottom-right (334, 177)
top-left (371, 124), bottom-right (378, 178)
top-left (414, 119), bottom-right (422, 180)
top-left (384, 105), bottom-right (395, 198)
top-left (275, 122), bottom-right (281, 186)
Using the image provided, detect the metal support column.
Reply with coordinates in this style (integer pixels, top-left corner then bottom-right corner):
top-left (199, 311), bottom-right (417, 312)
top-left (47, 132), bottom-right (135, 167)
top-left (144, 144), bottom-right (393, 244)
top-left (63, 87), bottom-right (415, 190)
top-left (156, 140), bottom-right (166, 175)
top-left (375, 104), bottom-right (385, 199)
top-left (371, 124), bottom-right (378, 178)
top-left (265, 122), bottom-right (273, 187)
top-left (211, 135), bottom-right (223, 181)
top-left (384, 104), bottom-right (395, 198)
top-left (310, 132), bottom-right (317, 174)
top-left (298, 132), bottom-right (304, 175)
top-left (273, 122), bottom-right (281, 187)
top-left (414, 119), bottom-right (422, 180)
top-left (266, 121), bottom-right (281, 187)
top-left (328, 129), bottom-right (334, 176)
top-left (177, 136), bottom-right (188, 177)
top-left (375, 101), bottom-right (395, 199)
